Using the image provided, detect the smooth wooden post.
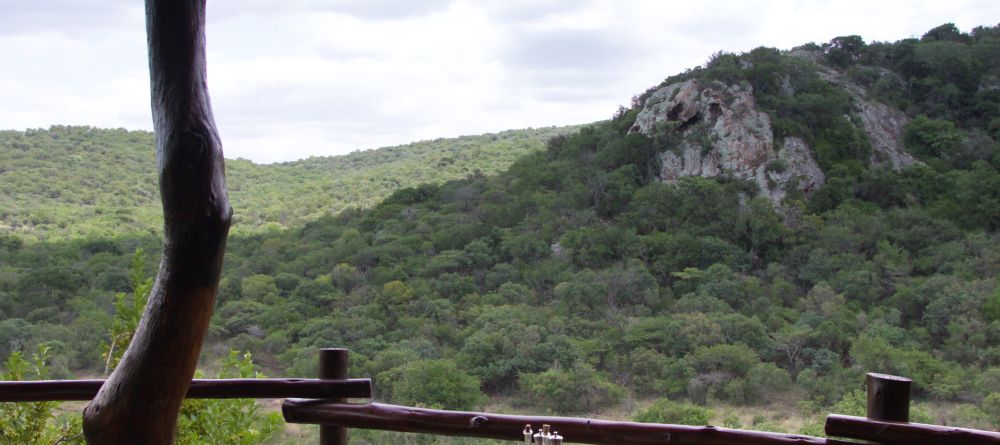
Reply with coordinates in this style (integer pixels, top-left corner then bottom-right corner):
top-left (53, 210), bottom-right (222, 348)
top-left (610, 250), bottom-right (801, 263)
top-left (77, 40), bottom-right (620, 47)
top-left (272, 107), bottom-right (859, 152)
top-left (320, 349), bottom-right (350, 445)
top-left (866, 373), bottom-right (911, 422)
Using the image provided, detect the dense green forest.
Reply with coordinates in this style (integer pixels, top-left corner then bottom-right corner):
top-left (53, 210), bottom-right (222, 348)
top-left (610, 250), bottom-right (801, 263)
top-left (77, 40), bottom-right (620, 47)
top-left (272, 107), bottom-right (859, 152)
top-left (3, 23), bottom-right (1000, 442)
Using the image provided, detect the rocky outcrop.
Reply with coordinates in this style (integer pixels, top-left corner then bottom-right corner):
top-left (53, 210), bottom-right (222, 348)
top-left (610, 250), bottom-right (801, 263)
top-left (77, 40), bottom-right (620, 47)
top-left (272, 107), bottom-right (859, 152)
top-left (768, 137), bottom-right (825, 202)
top-left (630, 79), bottom-right (824, 205)
top-left (816, 67), bottom-right (916, 169)
top-left (857, 99), bottom-right (915, 169)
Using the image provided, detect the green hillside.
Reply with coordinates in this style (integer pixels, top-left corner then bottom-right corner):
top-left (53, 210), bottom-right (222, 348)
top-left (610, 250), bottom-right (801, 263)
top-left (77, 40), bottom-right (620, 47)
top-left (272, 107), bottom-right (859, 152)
top-left (0, 124), bottom-right (578, 241)
top-left (3, 23), bottom-right (1000, 440)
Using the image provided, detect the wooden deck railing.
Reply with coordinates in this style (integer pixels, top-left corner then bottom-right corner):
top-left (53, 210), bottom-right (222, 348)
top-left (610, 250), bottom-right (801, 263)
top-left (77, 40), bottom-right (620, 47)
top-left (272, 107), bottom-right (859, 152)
top-left (283, 400), bottom-right (840, 444)
top-left (825, 414), bottom-right (1000, 445)
top-left (2, 347), bottom-right (999, 444)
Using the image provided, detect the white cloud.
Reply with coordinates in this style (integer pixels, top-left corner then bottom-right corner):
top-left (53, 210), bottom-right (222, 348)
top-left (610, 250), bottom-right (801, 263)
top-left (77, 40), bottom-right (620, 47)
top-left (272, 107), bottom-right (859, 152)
top-left (1, 0), bottom-right (998, 162)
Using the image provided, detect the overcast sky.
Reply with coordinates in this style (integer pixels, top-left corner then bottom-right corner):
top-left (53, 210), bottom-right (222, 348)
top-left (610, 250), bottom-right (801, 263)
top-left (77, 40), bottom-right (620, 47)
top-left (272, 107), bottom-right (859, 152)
top-left (1, 1), bottom-right (998, 163)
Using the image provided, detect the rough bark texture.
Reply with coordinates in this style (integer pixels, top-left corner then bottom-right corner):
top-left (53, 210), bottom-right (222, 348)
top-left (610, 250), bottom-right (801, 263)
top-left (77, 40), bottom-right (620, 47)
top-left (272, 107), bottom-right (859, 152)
top-left (82, 0), bottom-right (232, 443)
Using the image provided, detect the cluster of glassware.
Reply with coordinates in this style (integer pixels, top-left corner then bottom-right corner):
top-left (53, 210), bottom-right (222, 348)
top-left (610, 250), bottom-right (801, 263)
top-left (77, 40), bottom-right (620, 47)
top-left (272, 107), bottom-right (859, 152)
top-left (523, 424), bottom-right (563, 444)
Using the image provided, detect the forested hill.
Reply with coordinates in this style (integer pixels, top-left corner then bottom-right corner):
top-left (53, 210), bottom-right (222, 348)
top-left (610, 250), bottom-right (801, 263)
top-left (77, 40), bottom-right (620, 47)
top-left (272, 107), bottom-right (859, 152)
top-left (3, 23), bottom-right (1000, 434)
top-left (0, 124), bottom-right (578, 240)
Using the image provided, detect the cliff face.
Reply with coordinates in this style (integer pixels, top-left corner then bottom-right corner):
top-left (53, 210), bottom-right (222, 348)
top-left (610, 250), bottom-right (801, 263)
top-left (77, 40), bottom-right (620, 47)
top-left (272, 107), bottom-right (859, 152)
top-left (629, 65), bottom-right (915, 205)
top-left (630, 79), bottom-right (824, 205)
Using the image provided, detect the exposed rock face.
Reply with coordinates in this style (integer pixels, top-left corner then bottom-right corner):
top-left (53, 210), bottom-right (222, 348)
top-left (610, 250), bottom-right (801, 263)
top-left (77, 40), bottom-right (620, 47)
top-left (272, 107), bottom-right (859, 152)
top-left (857, 100), bottom-right (915, 169)
top-left (769, 137), bottom-right (825, 202)
top-left (816, 67), bottom-right (916, 169)
top-left (630, 79), bottom-right (824, 205)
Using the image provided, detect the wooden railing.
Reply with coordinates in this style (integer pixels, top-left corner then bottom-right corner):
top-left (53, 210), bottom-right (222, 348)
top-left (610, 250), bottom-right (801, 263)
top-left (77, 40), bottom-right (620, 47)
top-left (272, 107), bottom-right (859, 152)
top-left (2, 347), bottom-right (999, 444)
top-left (283, 400), bottom-right (835, 444)
top-left (0, 377), bottom-right (371, 402)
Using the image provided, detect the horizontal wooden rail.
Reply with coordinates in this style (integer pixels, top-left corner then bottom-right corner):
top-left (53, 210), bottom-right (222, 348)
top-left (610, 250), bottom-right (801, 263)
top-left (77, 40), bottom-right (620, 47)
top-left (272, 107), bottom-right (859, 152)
top-left (282, 401), bottom-right (853, 445)
top-left (826, 414), bottom-right (1000, 445)
top-left (0, 378), bottom-right (371, 402)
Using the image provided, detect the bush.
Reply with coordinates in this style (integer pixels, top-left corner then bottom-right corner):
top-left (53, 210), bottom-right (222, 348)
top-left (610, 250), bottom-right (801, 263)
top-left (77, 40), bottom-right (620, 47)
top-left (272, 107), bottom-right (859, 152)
top-left (903, 116), bottom-right (964, 166)
top-left (176, 351), bottom-right (283, 445)
top-left (827, 389), bottom-right (866, 416)
top-left (392, 359), bottom-right (486, 410)
top-left (627, 349), bottom-right (693, 396)
top-left (947, 404), bottom-right (994, 430)
top-left (745, 363), bottom-right (792, 404)
top-left (984, 393), bottom-right (1000, 428)
top-left (765, 158), bottom-right (788, 174)
top-left (0, 345), bottom-right (83, 444)
top-left (521, 362), bottom-right (624, 414)
top-left (634, 399), bottom-right (711, 425)
top-left (689, 343), bottom-right (760, 377)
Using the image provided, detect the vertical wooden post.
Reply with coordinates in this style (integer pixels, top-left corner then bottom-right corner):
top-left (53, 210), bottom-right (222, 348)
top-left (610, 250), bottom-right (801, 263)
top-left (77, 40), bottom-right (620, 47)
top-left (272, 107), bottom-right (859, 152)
top-left (866, 372), bottom-right (911, 422)
top-left (83, 0), bottom-right (231, 443)
top-left (319, 348), bottom-right (349, 445)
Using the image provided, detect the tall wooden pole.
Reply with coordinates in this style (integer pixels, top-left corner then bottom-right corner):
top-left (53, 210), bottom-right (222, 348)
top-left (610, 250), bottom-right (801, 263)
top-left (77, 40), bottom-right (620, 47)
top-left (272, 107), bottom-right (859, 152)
top-left (82, 0), bottom-right (231, 443)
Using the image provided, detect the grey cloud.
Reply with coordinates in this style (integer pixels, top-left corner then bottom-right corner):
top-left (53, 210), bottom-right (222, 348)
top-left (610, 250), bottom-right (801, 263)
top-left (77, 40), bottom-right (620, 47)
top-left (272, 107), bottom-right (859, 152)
top-left (216, 83), bottom-right (381, 130)
top-left (528, 84), bottom-right (613, 103)
top-left (502, 28), bottom-right (639, 71)
top-left (477, 0), bottom-right (586, 23)
top-left (497, 27), bottom-right (641, 105)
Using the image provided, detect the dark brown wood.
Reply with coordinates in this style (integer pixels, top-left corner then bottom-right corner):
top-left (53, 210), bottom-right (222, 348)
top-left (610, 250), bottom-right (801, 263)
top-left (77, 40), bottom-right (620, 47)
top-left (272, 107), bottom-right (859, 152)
top-left (282, 401), bottom-right (842, 445)
top-left (189, 377), bottom-right (369, 400)
top-left (825, 414), bottom-right (1000, 445)
top-left (0, 378), bottom-right (372, 402)
top-left (319, 349), bottom-right (350, 445)
top-left (82, 0), bottom-right (231, 443)
top-left (865, 373), bottom-right (911, 422)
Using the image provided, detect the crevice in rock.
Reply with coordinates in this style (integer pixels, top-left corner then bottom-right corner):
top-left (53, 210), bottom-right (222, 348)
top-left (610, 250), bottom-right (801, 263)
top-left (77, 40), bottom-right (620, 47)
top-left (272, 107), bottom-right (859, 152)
top-left (667, 103), bottom-right (684, 121)
top-left (709, 103), bottom-right (723, 122)
top-left (676, 112), bottom-right (701, 133)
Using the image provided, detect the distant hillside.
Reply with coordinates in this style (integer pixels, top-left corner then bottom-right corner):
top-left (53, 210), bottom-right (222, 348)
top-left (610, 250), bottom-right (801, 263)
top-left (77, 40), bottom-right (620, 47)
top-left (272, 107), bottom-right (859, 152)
top-left (0, 124), bottom-right (579, 240)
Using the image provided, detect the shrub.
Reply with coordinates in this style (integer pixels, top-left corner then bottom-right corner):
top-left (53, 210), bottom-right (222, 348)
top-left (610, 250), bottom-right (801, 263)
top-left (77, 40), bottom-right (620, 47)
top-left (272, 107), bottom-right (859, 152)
top-left (176, 351), bottom-right (283, 445)
top-left (947, 404), bottom-right (994, 430)
top-left (0, 345), bottom-right (83, 444)
top-left (689, 343), bottom-right (760, 377)
top-left (392, 359), bottom-right (486, 411)
top-left (634, 399), bottom-right (711, 425)
top-left (728, 363), bottom-right (793, 405)
top-left (984, 393), bottom-right (1000, 428)
top-left (521, 362), bottom-right (624, 414)
top-left (765, 158), bottom-right (788, 174)
top-left (903, 116), bottom-right (964, 165)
